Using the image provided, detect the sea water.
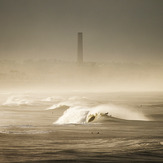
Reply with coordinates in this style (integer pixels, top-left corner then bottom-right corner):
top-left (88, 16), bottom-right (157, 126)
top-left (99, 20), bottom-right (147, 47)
top-left (0, 92), bottom-right (163, 162)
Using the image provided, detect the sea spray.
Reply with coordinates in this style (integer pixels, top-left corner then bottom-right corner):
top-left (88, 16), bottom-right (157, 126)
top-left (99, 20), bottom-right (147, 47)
top-left (2, 95), bottom-right (33, 106)
top-left (54, 104), bottom-right (149, 124)
top-left (46, 96), bottom-right (98, 110)
top-left (46, 101), bottom-right (79, 110)
top-left (42, 96), bottom-right (65, 102)
top-left (87, 104), bottom-right (148, 121)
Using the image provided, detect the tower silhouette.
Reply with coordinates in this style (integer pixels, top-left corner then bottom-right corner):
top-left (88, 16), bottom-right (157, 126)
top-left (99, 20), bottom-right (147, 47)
top-left (77, 32), bottom-right (83, 64)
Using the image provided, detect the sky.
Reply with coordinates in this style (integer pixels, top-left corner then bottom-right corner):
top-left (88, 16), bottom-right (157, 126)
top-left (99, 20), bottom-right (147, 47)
top-left (0, 0), bottom-right (163, 64)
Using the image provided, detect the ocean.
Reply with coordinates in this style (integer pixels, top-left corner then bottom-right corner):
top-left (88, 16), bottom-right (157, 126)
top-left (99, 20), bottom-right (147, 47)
top-left (0, 92), bottom-right (163, 162)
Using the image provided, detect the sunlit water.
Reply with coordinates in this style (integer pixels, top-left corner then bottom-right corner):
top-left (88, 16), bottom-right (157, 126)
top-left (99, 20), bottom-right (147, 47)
top-left (0, 92), bottom-right (163, 162)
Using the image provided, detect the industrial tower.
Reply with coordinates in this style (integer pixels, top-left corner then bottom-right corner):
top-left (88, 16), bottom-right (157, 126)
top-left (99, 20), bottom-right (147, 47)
top-left (77, 32), bottom-right (83, 65)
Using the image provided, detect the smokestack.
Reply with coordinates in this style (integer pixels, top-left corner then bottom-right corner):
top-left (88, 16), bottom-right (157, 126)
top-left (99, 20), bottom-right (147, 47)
top-left (77, 32), bottom-right (83, 65)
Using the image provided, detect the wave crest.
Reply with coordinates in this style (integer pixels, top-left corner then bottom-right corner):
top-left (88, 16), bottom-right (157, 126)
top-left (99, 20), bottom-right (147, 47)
top-left (2, 95), bottom-right (33, 106)
top-left (54, 104), bottom-right (149, 124)
top-left (42, 96), bottom-right (64, 102)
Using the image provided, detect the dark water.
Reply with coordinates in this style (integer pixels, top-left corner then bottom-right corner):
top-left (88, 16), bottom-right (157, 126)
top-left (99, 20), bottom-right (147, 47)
top-left (0, 92), bottom-right (163, 162)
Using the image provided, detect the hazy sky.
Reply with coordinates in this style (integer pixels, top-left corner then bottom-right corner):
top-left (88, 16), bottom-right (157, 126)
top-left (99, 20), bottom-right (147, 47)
top-left (0, 0), bottom-right (163, 63)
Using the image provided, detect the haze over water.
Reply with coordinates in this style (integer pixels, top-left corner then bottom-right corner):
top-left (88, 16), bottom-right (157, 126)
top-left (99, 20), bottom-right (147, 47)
top-left (0, 92), bottom-right (163, 162)
top-left (0, 0), bottom-right (163, 162)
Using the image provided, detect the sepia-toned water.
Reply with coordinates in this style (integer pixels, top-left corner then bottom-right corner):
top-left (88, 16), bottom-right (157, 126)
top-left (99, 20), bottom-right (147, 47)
top-left (0, 92), bottom-right (163, 162)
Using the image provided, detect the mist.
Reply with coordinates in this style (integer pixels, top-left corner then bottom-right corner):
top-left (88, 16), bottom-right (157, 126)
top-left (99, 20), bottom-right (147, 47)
top-left (1, 1), bottom-right (163, 162)
top-left (0, 59), bottom-right (163, 93)
top-left (0, 0), bottom-right (163, 93)
top-left (0, 0), bottom-right (163, 64)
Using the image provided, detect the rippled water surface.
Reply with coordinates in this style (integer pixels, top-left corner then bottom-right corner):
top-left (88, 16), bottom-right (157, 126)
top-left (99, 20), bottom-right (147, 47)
top-left (0, 92), bottom-right (163, 162)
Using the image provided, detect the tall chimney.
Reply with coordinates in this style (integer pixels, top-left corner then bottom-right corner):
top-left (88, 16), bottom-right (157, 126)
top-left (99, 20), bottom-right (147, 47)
top-left (77, 32), bottom-right (83, 64)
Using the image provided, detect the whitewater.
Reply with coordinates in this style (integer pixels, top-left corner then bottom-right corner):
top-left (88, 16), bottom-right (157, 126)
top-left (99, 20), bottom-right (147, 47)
top-left (0, 92), bottom-right (163, 162)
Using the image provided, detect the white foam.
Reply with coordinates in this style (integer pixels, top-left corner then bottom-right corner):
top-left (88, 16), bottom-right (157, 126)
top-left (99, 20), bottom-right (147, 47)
top-left (55, 106), bottom-right (89, 124)
top-left (42, 96), bottom-right (64, 102)
top-left (2, 95), bottom-right (33, 106)
top-left (46, 100), bottom-right (83, 110)
top-left (54, 104), bottom-right (149, 124)
top-left (46, 103), bottom-right (68, 110)
top-left (42, 96), bottom-right (55, 102)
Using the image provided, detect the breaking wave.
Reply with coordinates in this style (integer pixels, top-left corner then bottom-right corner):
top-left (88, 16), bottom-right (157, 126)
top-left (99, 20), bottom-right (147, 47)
top-left (41, 96), bottom-right (64, 102)
top-left (54, 104), bottom-right (149, 124)
top-left (46, 96), bottom-right (92, 110)
top-left (2, 95), bottom-right (33, 106)
top-left (46, 101), bottom-right (79, 110)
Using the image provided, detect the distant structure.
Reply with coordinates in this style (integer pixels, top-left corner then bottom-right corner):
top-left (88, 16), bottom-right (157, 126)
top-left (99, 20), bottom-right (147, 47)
top-left (77, 32), bottom-right (83, 65)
